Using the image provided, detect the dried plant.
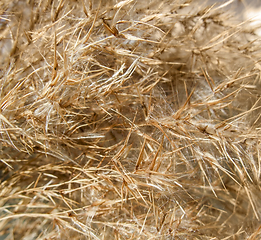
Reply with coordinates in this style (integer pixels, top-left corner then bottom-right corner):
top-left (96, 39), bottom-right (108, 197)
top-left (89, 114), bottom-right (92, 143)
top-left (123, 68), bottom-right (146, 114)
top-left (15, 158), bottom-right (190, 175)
top-left (1, 0), bottom-right (261, 239)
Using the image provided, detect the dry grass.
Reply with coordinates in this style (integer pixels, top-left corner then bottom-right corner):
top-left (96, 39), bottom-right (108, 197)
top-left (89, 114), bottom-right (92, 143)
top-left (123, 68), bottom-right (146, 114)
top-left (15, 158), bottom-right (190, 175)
top-left (1, 0), bottom-right (261, 239)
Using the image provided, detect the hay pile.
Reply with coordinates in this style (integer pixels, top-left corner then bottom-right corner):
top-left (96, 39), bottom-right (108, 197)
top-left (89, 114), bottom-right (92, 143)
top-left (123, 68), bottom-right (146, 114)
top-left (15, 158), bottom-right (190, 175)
top-left (1, 0), bottom-right (261, 239)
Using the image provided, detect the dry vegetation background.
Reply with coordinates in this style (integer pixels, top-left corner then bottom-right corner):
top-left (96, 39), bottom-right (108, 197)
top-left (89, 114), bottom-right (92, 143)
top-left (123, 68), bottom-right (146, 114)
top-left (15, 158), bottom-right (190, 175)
top-left (1, 0), bottom-right (261, 239)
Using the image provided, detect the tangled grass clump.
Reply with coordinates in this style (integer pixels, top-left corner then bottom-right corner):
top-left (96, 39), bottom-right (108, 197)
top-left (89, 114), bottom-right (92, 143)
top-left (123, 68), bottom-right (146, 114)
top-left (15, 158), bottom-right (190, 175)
top-left (1, 0), bottom-right (261, 239)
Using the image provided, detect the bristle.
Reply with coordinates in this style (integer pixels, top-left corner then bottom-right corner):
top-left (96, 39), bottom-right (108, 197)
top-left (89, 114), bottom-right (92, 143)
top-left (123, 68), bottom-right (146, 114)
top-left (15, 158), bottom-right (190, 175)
top-left (1, 0), bottom-right (261, 239)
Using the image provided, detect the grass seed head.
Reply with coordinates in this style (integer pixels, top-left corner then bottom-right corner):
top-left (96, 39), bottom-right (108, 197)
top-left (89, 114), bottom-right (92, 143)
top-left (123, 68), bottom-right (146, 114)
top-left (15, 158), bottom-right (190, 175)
top-left (1, 0), bottom-right (261, 239)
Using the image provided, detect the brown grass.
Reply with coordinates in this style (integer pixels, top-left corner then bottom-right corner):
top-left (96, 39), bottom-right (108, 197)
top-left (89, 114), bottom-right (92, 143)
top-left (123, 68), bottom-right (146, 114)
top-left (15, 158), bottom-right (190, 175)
top-left (1, 0), bottom-right (261, 239)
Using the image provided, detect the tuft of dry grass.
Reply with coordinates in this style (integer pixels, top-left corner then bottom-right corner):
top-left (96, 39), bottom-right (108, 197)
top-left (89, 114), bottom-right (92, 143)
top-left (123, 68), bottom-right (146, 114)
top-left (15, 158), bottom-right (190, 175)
top-left (1, 0), bottom-right (261, 239)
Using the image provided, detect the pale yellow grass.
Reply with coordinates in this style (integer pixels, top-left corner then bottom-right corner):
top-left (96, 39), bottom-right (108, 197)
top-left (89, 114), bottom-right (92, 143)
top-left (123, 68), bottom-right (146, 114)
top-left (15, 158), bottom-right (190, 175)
top-left (0, 0), bottom-right (261, 239)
